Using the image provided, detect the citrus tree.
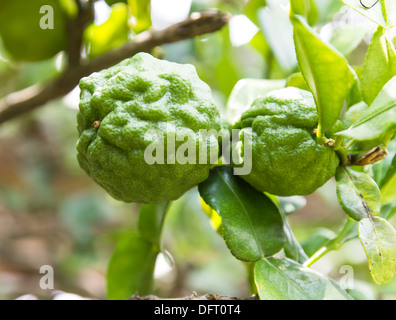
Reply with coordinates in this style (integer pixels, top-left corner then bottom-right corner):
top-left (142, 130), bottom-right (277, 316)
top-left (0, 0), bottom-right (395, 300)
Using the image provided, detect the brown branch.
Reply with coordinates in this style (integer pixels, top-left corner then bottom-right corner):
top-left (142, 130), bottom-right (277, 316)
top-left (129, 292), bottom-right (259, 300)
top-left (66, 0), bottom-right (94, 67)
top-left (0, 10), bottom-right (230, 125)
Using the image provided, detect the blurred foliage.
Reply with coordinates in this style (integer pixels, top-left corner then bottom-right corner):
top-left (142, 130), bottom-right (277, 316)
top-left (0, 0), bottom-right (395, 300)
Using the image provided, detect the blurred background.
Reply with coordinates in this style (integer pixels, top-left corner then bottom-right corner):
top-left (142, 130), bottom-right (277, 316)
top-left (0, 0), bottom-right (396, 300)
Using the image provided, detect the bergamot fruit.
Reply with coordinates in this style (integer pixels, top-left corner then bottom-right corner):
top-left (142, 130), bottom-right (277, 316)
top-left (77, 53), bottom-right (221, 203)
top-left (0, 0), bottom-right (67, 61)
top-left (234, 87), bottom-right (340, 196)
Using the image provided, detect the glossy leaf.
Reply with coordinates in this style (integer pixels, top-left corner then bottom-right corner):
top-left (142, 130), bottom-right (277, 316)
top-left (358, 216), bottom-right (396, 284)
top-left (337, 76), bottom-right (396, 141)
top-left (336, 167), bottom-right (381, 221)
top-left (361, 26), bottom-right (396, 105)
top-left (290, 0), bottom-right (318, 25)
top-left (84, 3), bottom-right (129, 58)
top-left (198, 167), bottom-right (286, 262)
top-left (226, 78), bottom-right (286, 124)
top-left (292, 15), bottom-right (355, 132)
top-left (107, 233), bottom-right (158, 299)
top-left (128, 0), bottom-right (151, 33)
top-left (254, 257), bottom-right (352, 300)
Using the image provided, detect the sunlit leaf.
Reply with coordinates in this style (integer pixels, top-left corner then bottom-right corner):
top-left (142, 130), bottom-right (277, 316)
top-left (258, 2), bottom-right (297, 73)
top-left (336, 76), bottom-right (396, 142)
top-left (84, 3), bottom-right (129, 58)
top-left (361, 26), bottom-right (396, 105)
top-left (341, 0), bottom-right (396, 29)
top-left (336, 167), bottom-right (381, 221)
top-left (226, 78), bottom-right (286, 124)
top-left (128, 0), bottom-right (151, 33)
top-left (292, 15), bottom-right (355, 132)
top-left (359, 216), bottom-right (396, 284)
top-left (255, 257), bottom-right (353, 300)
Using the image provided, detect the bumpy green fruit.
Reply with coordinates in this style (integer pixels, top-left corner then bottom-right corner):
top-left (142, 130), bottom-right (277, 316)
top-left (77, 53), bottom-right (221, 203)
top-left (234, 87), bottom-right (340, 196)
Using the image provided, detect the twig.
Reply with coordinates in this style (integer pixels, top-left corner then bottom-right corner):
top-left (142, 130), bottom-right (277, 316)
top-left (0, 10), bottom-right (230, 125)
top-left (66, 0), bottom-right (94, 67)
top-left (129, 292), bottom-right (259, 300)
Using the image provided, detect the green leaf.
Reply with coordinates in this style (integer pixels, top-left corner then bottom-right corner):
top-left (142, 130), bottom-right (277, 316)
top-left (381, 173), bottom-right (396, 205)
top-left (361, 26), bottom-right (396, 105)
top-left (330, 25), bottom-right (371, 57)
top-left (290, 0), bottom-right (318, 25)
top-left (278, 196), bottom-right (307, 215)
top-left (358, 216), bottom-right (396, 284)
top-left (138, 202), bottom-right (169, 248)
top-left (341, 0), bottom-right (396, 29)
top-left (128, 0), bottom-right (151, 33)
top-left (336, 167), bottom-right (381, 221)
top-left (107, 233), bottom-right (158, 299)
top-left (282, 216), bottom-right (309, 264)
top-left (254, 257), bottom-right (353, 300)
top-left (292, 15), bottom-right (355, 132)
top-left (258, 2), bottom-right (297, 73)
top-left (226, 78), bottom-right (286, 124)
top-left (336, 76), bottom-right (396, 142)
top-left (301, 228), bottom-right (336, 257)
top-left (372, 138), bottom-right (396, 188)
top-left (84, 3), bottom-right (130, 58)
top-left (198, 167), bottom-right (286, 262)
top-left (286, 72), bottom-right (309, 91)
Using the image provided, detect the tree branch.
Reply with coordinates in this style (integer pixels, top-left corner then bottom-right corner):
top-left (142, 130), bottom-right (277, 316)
top-left (0, 10), bottom-right (230, 125)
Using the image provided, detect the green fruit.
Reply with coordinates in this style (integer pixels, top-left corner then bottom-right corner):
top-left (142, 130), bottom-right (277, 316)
top-left (0, 0), bottom-right (67, 61)
top-left (77, 53), bottom-right (221, 203)
top-left (234, 87), bottom-right (340, 196)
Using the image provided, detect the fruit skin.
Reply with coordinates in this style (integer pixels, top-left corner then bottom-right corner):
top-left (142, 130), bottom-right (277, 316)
top-left (0, 0), bottom-right (67, 61)
top-left (77, 53), bottom-right (221, 203)
top-left (234, 87), bottom-right (340, 196)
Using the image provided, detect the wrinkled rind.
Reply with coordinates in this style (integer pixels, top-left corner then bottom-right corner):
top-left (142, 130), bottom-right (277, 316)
top-left (236, 87), bottom-right (339, 196)
top-left (77, 53), bottom-right (221, 203)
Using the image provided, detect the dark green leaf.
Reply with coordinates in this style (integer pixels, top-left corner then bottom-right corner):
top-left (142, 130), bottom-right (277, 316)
top-left (358, 216), bottom-right (396, 284)
top-left (361, 26), bottom-right (396, 105)
top-left (336, 76), bottom-right (396, 142)
top-left (336, 167), bottom-right (381, 221)
top-left (107, 233), bottom-right (158, 299)
top-left (292, 15), bottom-right (355, 132)
top-left (198, 167), bottom-right (286, 262)
top-left (254, 257), bottom-right (353, 300)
